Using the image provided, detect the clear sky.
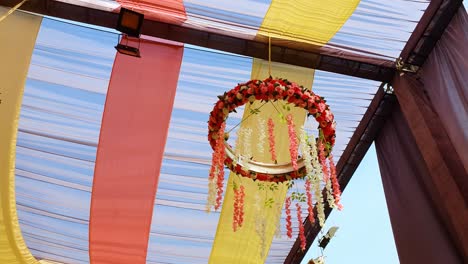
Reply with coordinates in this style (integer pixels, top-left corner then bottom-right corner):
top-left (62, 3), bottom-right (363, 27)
top-left (301, 143), bottom-right (399, 264)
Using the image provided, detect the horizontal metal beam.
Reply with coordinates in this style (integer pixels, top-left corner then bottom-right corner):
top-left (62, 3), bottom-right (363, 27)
top-left (2, 0), bottom-right (395, 82)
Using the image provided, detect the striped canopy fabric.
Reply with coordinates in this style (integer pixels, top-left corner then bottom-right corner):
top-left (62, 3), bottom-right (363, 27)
top-left (56, 0), bottom-right (429, 59)
top-left (0, 0), bottom-right (432, 263)
top-left (16, 17), bottom-right (378, 264)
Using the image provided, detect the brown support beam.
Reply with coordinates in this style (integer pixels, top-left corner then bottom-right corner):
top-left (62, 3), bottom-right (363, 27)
top-left (400, 0), bottom-right (463, 66)
top-left (1, 0), bottom-right (395, 82)
top-left (284, 87), bottom-right (397, 264)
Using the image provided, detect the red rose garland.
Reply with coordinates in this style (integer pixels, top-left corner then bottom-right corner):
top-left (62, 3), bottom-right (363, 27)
top-left (208, 77), bottom-right (336, 183)
top-left (207, 77), bottom-right (342, 250)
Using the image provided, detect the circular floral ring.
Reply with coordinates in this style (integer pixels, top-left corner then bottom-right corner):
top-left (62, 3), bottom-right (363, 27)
top-left (208, 77), bottom-right (336, 182)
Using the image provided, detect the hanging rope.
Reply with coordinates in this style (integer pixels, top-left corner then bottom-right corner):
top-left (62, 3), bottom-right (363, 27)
top-left (268, 34), bottom-right (272, 77)
top-left (0, 0), bottom-right (29, 23)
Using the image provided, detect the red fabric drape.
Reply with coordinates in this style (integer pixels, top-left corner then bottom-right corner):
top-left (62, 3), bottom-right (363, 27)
top-left (89, 38), bottom-right (184, 264)
top-left (376, 6), bottom-right (468, 263)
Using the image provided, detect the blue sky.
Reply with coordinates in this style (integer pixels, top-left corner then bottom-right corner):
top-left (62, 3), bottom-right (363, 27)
top-left (302, 144), bottom-right (399, 264)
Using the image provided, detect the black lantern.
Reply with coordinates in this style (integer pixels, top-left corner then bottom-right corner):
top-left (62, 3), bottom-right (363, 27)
top-left (115, 8), bottom-right (144, 57)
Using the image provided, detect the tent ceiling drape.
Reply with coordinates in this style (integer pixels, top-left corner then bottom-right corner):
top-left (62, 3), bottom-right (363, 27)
top-left (12, 17), bottom-right (382, 263)
top-left (2, 0), bottom-right (464, 264)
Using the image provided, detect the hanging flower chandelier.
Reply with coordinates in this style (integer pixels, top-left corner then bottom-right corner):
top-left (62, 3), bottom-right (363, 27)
top-left (206, 77), bottom-right (343, 251)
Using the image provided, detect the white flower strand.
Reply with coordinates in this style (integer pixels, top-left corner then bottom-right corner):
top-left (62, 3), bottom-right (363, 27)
top-left (325, 175), bottom-right (336, 209)
top-left (257, 118), bottom-right (267, 155)
top-left (206, 177), bottom-right (217, 212)
top-left (274, 200), bottom-right (283, 239)
top-left (254, 192), bottom-right (267, 257)
top-left (300, 127), bottom-right (314, 179)
top-left (234, 127), bottom-right (243, 158)
top-left (308, 133), bottom-right (326, 227)
top-left (242, 127), bottom-right (253, 170)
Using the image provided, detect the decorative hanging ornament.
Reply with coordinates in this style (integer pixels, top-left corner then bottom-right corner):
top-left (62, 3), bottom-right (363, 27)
top-left (206, 77), bottom-right (342, 251)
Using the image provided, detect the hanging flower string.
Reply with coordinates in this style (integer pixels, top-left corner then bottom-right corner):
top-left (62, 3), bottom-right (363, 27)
top-left (233, 183), bottom-right (246, 231)
top-left (318, 141), bottom-right (329, 183)
top-left (296, 203), bottom-right (306, 251)
top-left (285, 196), bottom-right (293, 239)
top-left (286, 114), bottom-right (299, 170)
top-left (325, 173), bottom-right (336, 209)
top-left (267, 118), bottom-right (277, 162)
top-left (257, 118), bottom-right (267, 155)
top-left (305, 180), bottom-right (315, 223)
top-left (254, 192), bottom-right (267, 257)
top-left (207, 125), bottom-right (226, 212)
top-left (206, 178), bottom-right (216, 212)
top-left (242, 127), bottom-right (253, 170)
top-left (309, 134), bottom-right (326, 227)
top-left (274, 201), bottom-right (283, 238)
top-left (239, 185), bottom-right (245, 225)
top-left (329, 154), bottom-right (343, 210)
top-left (233, 184), bottom-right (240, 231)
top-left (213, 123), bottom-right (226, 210)
top-left (300, 128), bottom-right (315, 223)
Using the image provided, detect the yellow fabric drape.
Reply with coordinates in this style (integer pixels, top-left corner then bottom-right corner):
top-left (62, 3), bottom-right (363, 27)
top-left (209, 60), bottom-right (314, 264)
top-left (258, 0), bottom-right (360, 45)
top-left (0, 8), bottom-right (42, 264)
top-left (210, 0), bottom-right (359, 262)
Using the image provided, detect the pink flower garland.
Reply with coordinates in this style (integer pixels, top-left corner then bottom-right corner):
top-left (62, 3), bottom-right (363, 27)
top-left (286, 114), bottom-right (299, 170)
top-left (285, 196), bottom-right (293, 238)
top-left (233, 184), bottom-right (246, 231)
top-left (233, 186), bottom-right (240, 231)
top-left (296, 203), bottom-right (306, 251)
top-left (267, 118), bottom-right (277, 162)
top-left (305, 179), bottom-right (315, 223)
top-left (238, 185), bottom-right (245, 226)
top-left (329, 155), bottom-right (343, 210)
top-left (214, 122), bottom-right (226, 210)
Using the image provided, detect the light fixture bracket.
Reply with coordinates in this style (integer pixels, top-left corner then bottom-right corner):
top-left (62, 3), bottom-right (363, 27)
top-left (115, 34), bottom-right (141, 58)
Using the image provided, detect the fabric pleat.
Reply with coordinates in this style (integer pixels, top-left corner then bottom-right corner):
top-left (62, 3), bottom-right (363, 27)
top-left (258, 0), bottom-right (360, 45)
top-left (89, 38), bottom-right (184, 264)
top-left (209, 60), bottom-right (314, 264)
top-left (0, 8), bottom-right (42, 264)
